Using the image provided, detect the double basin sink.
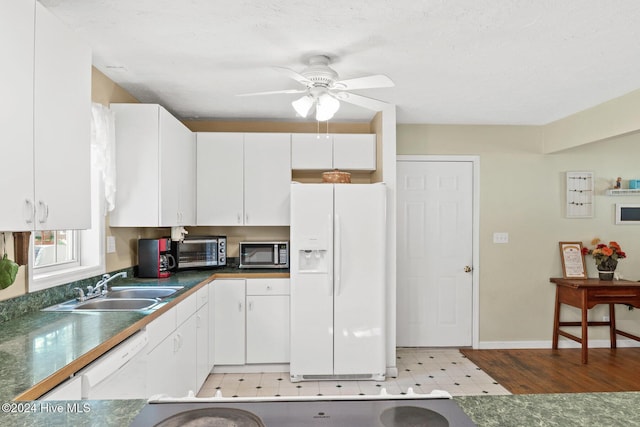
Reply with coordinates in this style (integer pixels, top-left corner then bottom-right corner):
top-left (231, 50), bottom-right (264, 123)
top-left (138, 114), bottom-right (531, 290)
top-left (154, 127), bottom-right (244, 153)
top-left (43, 286), bottom-right (184, 312)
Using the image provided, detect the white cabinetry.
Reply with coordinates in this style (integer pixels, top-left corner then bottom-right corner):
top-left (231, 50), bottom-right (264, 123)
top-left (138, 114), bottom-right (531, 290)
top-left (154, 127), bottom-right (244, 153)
top-left (246, 279), bottom-right (290, 364)
top-left (195, 286), bottom-right (210, 389)
top-left (244, 133), bottom-right (291, 225)
top-left (213, 279), bottom-right (246, 365)
top-left (291, 133), bottom-right (376, 171)
top-left (1, 1), bottom-right (91, 230)
top-left (146, 290), bottom-right (206, 397)
top-left (1, 0), bottom-right (35, 230)
top-left (40, 376), bottom-right (82, 400)
top-left (110, 104), bottom-right (196, 227)
top-left (214, 278), bottom-right (290, 366)
top-left (196, 133), bottom-right (291, 226)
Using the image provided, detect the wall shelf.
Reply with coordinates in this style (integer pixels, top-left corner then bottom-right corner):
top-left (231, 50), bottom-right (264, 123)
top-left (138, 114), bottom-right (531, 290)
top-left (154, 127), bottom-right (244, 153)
top-left (606, 189), bottom-right (640, 196)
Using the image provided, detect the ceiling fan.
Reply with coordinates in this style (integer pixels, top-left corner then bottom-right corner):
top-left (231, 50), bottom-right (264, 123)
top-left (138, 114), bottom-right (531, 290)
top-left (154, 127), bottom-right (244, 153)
top-left (238, 55), bottom-right (394, 121)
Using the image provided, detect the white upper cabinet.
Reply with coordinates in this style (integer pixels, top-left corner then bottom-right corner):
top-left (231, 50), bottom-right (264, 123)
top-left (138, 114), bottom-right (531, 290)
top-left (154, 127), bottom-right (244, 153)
top-left (291, 133), bottom-right (376, 171)
top-left (196, 133), bottom-right (244, 225)
top-left (1, 0), bottom-right (35, 230)
top-left (34, 2), bottom-right (92, 230)
top-left (244, 133), bottom-right (291, 225)
top-left (197, 132), bottom-right (291, 226)
top-left (110, 104), bottom-right (196, 227)
top-left (332, 134), bottom-right (377, 170)
top-left (1, 1), bottom-right (91, 231)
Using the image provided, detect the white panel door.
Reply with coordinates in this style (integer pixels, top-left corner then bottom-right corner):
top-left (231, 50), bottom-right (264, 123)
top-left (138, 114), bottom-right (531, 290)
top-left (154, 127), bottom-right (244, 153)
top-left (196, 133), bottom-right (244, 225)
top-left (0, 0), bottom-right (34, 230)
top-left (397, 161), bottom-right (473, 346)
top-left (333, 184), bottom-right (386, 376)
top-left (290, 184), bottom-right (334, 377)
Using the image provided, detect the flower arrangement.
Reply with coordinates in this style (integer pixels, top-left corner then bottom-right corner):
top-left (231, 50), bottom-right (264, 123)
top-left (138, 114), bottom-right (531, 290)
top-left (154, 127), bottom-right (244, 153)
top-left (581, 238), bottom-right (626, 271)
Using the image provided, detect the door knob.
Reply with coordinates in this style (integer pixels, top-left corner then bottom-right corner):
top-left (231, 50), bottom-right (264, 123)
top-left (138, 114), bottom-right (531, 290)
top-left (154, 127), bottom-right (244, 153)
top-left (464, 266), bottom-right (473, 273)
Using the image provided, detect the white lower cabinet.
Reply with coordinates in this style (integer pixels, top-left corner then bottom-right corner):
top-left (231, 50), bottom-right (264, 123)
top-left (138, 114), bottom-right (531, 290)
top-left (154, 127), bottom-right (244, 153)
top-left (213, 279), bottom-right (246, 365)
top-left (146, 290), bottom-right (207, 397)
top-left (214, 278), bottom-right (290, 366)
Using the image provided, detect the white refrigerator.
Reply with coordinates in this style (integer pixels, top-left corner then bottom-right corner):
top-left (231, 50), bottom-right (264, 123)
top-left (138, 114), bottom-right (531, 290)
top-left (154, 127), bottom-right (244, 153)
top-left (290, 183), bottom-right (386, 382)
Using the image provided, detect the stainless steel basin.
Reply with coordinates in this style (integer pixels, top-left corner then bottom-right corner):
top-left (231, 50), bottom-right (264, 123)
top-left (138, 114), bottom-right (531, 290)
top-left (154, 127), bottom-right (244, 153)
top-left (73, 298), bottom-right (159, 311)
top-left (106, 286), bottom-right (183, 299)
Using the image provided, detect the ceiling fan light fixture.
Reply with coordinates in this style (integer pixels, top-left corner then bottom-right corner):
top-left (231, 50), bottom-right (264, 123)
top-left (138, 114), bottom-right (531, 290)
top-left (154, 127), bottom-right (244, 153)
top-left (292, 95), bottom-right (314, 118)
top-left (315, 93), bottom-right (340, 121)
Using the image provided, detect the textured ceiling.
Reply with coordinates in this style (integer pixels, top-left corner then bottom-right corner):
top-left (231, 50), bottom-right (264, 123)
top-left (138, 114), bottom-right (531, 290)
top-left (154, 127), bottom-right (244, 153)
top-left (40, 0), bottom-right (640, 124)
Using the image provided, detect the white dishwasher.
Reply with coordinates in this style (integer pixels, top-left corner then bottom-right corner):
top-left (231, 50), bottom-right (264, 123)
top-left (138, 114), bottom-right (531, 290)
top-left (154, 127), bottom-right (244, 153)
top-left (81, 330), bottom-right (149, 399)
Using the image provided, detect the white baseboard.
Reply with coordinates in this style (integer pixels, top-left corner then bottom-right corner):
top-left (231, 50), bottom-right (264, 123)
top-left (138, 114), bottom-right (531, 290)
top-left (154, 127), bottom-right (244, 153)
top-left (478, 339), bottom-right (640, 349)
top-left (212, 364), bottom-right (290, 374)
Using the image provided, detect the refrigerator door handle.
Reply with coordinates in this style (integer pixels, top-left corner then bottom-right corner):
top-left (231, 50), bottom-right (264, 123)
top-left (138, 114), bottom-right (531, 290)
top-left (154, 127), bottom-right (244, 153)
top-left (335, 214), bottom-right (342, 296)
top-left (327, 214), bottom-right (333, 296)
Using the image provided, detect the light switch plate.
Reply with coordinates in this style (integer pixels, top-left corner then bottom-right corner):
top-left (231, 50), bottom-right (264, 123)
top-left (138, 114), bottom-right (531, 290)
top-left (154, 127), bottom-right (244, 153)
top-left (493, 232), bottom-right (509, 244)
top-left (106, 236), bottom-right (116, 253)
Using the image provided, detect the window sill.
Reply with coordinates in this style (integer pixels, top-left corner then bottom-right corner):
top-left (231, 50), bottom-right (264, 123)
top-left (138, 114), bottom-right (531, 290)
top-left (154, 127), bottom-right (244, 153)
top-left (31, 264), bottom-right (105, 292)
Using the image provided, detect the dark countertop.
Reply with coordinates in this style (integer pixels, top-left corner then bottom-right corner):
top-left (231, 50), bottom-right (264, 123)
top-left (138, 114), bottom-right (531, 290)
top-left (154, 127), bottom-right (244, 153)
top-left (0, 269), bottom-right (288, 401)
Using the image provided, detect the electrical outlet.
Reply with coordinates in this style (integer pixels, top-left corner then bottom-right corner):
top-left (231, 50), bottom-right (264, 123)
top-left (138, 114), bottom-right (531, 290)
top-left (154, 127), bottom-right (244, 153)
top-left (106, 236), bottom-right (116, 253)
top-left (603, 315), bottom-right (610, 322)
top-left (493, 232), bottom-right (509, 244)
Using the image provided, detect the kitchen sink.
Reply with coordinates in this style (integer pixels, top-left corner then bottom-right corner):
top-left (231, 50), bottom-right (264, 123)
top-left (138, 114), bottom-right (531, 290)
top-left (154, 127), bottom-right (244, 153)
top-left (43, 297), bottom-right (161, 312)
top-left (106, 286), bottom-right (183, 299)
top-left (72, 298), bottom-right (159, 311)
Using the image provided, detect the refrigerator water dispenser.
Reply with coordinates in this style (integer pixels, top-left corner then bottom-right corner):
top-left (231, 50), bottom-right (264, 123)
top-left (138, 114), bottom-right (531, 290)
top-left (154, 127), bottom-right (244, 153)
top-left (298, 250), bottom-right (328, 272)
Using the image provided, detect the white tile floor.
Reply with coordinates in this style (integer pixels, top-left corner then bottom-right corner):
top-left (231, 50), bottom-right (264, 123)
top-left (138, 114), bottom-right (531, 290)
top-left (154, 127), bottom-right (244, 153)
top-left (197, 348), bottom-right (511, 398)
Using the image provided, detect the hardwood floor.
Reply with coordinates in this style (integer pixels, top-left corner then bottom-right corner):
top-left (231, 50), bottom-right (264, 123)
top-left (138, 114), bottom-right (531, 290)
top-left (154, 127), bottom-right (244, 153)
top-left (460, 348), bottom-right (640, 394)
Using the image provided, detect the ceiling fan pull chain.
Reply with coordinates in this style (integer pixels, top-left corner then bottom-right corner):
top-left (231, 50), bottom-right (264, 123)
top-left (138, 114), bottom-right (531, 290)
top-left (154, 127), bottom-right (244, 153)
top-left (317, 120), bottom-right (320, 139)
top-left (326, 120), bottom-right (330, 139)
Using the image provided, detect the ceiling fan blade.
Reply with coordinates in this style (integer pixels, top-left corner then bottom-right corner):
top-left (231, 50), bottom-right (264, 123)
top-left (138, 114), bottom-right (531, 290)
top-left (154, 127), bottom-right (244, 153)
top-left (332, 91), bottom-right (389, 111)
top-left (333, 74), bottom-right (394, 90)
top-left (237, 89), bottom-right (307, 97)
top-left (273, 67), bottom-right (312, 86)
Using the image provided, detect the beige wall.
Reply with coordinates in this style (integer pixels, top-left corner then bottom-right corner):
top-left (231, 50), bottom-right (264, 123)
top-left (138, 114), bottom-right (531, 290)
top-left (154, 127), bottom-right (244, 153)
top-left (397, 124), bottom-right (640, 345)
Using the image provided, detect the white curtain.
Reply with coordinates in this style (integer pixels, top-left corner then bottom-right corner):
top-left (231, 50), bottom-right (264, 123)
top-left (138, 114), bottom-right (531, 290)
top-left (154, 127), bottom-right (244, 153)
top-left (90, 103), bottom-right (117, 212)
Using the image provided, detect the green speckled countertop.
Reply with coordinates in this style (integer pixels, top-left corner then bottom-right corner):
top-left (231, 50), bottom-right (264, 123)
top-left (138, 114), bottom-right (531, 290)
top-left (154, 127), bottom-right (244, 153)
top-left (0, 269), bottom-right (284, 401)
top-left (455, 392), bottom-right (640, 426)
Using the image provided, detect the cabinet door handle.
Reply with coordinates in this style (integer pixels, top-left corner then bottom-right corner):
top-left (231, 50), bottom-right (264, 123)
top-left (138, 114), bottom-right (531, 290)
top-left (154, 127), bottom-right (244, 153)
top-left (173, 335), bottom-right (179, 353)
top-left (237, 213), bottom-right (241, 224)
top-left (238, 302), bottom-right (243, 312)
top-left (24, 199), bottom-right (34, 224)
top-left (248, 301), bottom-right (253, 311)
top-left (37, 201), bottom-right (49, 224)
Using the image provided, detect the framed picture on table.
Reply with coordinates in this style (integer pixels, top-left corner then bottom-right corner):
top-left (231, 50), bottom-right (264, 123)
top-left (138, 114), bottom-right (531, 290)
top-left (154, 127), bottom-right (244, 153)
top-left (559, 242), bottom-right (587, 279)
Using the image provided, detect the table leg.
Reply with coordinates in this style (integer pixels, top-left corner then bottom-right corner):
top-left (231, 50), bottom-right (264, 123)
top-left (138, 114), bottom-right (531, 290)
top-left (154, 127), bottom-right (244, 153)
top-left (581, 291), bottom-right (588, 364)
top-left (609, 304), bottom-right (617, 349)
top-left (552, 287), bottom-right (560, 349)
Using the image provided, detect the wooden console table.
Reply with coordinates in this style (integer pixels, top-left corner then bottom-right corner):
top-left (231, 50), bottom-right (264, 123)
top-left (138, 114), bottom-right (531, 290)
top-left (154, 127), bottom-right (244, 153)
top-left (550, 277), bottom-right (640, 364)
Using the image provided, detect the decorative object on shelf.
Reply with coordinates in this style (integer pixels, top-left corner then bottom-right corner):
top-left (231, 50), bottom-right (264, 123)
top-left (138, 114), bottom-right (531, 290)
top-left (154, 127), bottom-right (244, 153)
top-left (559, 242), bottom-right (587, 279)
top-left (322, 169), bottom-right (351, 183)
top-left (615, 177), bottom-right (622, 189)
top-left (630, 179), bottom-right (640, 189)
top-left (0, 234), bottom-right (19, 289)
top-left (565, 171), bottom-right (593, 218)
top-left (582, 238), bottom-right (626, 281)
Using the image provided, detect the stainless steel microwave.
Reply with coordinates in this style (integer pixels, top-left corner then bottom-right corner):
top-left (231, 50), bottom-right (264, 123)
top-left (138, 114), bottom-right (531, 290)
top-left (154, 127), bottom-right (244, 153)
top-left (239, 241), bottom-right (289, 269)
top-left (171, 236), bottom-right (226, 270)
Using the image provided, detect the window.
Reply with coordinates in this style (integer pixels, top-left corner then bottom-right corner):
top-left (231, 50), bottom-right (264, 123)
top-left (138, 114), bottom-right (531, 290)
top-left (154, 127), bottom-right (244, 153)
top-left (33, 230), bottom-right (79, 270)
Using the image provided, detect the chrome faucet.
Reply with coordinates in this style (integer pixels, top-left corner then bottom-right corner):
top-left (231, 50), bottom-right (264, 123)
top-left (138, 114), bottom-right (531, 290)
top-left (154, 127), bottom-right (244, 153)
top-left (73, 287), bottom-right (86, 302)
top-left (88, 271), bottom-right (128, 298)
